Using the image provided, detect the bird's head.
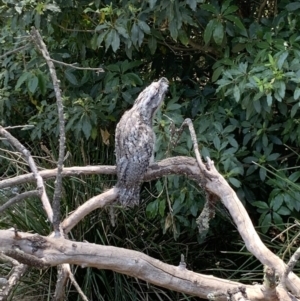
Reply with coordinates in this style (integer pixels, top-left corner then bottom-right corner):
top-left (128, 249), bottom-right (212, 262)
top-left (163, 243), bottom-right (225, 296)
top-left (133, 77), bottom-right (169, 121)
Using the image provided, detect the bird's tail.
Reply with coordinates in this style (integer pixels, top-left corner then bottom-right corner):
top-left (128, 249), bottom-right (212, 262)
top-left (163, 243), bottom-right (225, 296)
top-left (116, 183), bottom-right (140, 207)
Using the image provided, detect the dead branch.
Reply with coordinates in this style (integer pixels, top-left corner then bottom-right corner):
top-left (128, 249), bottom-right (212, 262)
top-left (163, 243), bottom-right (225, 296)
top-left (62, 188), bottom-right (118, 233)
top-left (0, 263), bottom-right (28, 301)
top-left (51, 58), bottom-right (104, 72)
top-left (0, 126), bottom-right (53, 222)
top-left (203, 157), bottom-right (300, 296)
top-left (0, 157), bottom-right (200, 190)
top-left (30, 27), bottom-right (65, 234)
top-left (257, 0), bottom-right (268, 22)
top-left (66, 265), bottom-right (89, 301)
top-left (0, 190), bottom-right (39, 214)
top-left (178, 118), bottom-right (207, 175)
top-left (53, 264), bottom-right (88, 301)
top-left (281, 246), bottom-right (300, 289)
top-left (0, 230), bottom-right (277, 301)
top-left (0, 44), bottom-right (30, 59)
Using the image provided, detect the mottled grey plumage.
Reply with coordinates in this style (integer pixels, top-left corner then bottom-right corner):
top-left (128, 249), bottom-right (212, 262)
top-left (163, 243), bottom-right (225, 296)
top-left (115, 77), bottom-right (169, 207)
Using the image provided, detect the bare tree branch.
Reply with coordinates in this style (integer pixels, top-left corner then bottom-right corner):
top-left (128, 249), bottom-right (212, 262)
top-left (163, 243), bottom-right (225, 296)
top-left (62, 188), bottom-right (118, 233)
top-left (0, 190), bottom-right (39, 214)
top-left (0, 157), bottom-right (200, 190)
top-left (203, 157), bottom-right (300, 296)
top-left (281, 246), bottom-right (300, 289)
top-left (0, 44), bottom-right (30, 59)
top-left (51, 58), bottom-right (104, 72)
top-left (66, 265), bottom-right (89, 301)
top-left (0, 230), bottom-right (278, 301)
top-left (30, 27), bottom-right (65, 235)
top-left (0, 126), bottom-right (53, 222)
top-left (0, 263), bottom-right (28, 301)
top-left (53, 264), bottom-right (69, 301)
top-left (257, 0), bottom-right (268, 22)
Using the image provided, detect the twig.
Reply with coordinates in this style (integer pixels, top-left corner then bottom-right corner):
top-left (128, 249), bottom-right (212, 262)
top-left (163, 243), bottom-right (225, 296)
top-left (0, 126), bottom-right (53, 222)
top-left (50, 58), bottom-right (104, 72)
top-left (53, 264), bottom-right (69, 301)
top-left (178, 118), bottom-right (207, 175)
top-left (0, 263), bottom-right (28, 301)
top-left (4, 125), bottom-right (34, 130)
top-left (0, 44), bottom-right (29, 59)
top-left (257, 0), bottom-right (268, 22)
top-left (56, 24), bottom-right (95, 32)
top-left (67, 265), bottom-right (89, 301)
top-left (282, 247), bottom-right (300, 289)
top-left (0, 190), bottom-right (40, 214)
top-left (30, 27), bottom-right (64, 235)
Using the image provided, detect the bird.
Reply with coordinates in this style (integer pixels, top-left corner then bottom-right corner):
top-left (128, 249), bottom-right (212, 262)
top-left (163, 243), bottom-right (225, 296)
top-left (115, 77), bottom-right (169, 207)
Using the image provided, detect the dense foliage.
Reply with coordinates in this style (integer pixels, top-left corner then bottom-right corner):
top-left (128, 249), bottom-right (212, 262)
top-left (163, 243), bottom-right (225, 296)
top-left (1, 0), bottom-right (300, 299)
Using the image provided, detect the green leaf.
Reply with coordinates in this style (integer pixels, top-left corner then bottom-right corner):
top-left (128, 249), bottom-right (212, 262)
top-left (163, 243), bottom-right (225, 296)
top-left (276, 206), bottom-right (291, 215)
top-left (120, 60), bottom-right (142, 73)
top-left (169, 19), bottom-right (178, 40)
top-left (105, 29), bottom-right (114, 51)
top-left (186, 0), bottom-right (197, 11)
top-left (131, 23), bottom-right (139, 46)
top-left (266, 153), bottom-right (280, 161)
top-left (253, 99), bottom-right (261, 113)
top-left (96, 32), bottom-right (106, 47)
top-left (148, 0), bottom-right (157, 9)
top-left (124, 73), bottom-right (143, 86)
top-left (259, 167), bottom-right (266, 181)
top-left (272, 212), bottom-right (283, 226)
top-left (266, 93), bottom-right (272, 106)
top-left (201, 146), bottom-right (210, 159)
top-left (178, 29), bottom-right (189, 46)
top-left (286, 2), bottom-right (300, 11)
top-left (220, 0), bottom-right (232, 13)
top-left (262, 133), bottom-right (268, 147)
top-left (252, 201), bottom-right (269, 209)
top-left (138, 20), bottom-right (151, 34)
top-left (291, 103), bottom-right (299, 117)
top-left (201, 3), bottom-right (219, 14)
top-left (115, 25), bottom-right (129, 38)
top-left (204, 19), bottom-right (216, 45)
top-left (271, 194), bottom-right (283, 211)
top-left (293, 87), bottom-right (300, 100)
top-left (65, 70), bottom-right (78, 85)
top-left (106, 64), bottom-right (120, 72)
top-left (148, 36), bottom-right (157, 54)
top-left (212, 66), bottom-right (223, 82)
top-left (81, 115), bottom-right (92, 139)
top-left (28, 76), bottom-right (39, 94)
top-left (15, 71), bottom-right (30, 89)
top-left (233, 85), bottom-right (240, 102)
top-left (227, 136), bottom-right (238, 147)
top-left (228, 177), bottom-right (241, 187)
top-left (289, 171), bottom-right (300, 182)
top-left (95, 24), bottom-right (109, 31)
top-left (224, 15), bottom-right (246, 31)
top-left (277, 51), bottom-right (288, 69)
top-left (166, 103), bottom-right (181, 111)
top-left (213, 21), bottom-right (224, 45)
top-left (213, 136), bottom-right (221, 150)
top-left (146, 200), bottom-right (158, 219)
top-left (223, 5), bottom-right (238, 15)
top-left (159, 199), bottom-right (166, 217)
top-left (37, 72), bottom-right (47, 96)
top-left (111, 29), bottom-right (120, 52)
top-left (277, 81), bottom-right (286, 99)
top-left (260, 213), bottom-right (271, 233)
